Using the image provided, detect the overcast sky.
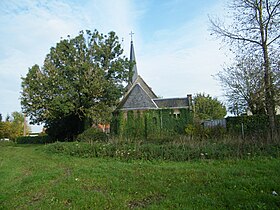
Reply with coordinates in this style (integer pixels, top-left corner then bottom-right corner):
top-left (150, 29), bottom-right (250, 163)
top-left (0, 0), bottom-right (232, 132)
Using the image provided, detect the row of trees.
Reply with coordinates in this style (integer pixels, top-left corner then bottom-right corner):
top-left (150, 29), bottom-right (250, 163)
top-left (0, 112), bottom-right (29, 140)
top-left (210, 0), bottom-right (280, 140)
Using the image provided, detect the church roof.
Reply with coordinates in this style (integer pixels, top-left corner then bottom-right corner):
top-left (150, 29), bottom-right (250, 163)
top-left (153, 97), bottom-right (191, 108)
top-left (117, 75), bottom-right (158, 110)
top-left (121, 84), bottom-right (157, 109)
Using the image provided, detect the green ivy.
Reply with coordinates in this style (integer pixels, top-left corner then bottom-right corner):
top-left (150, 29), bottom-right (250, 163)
top-left (226, 115), bottom-right (280, 139)
top-left (111, 108), bottom-right (193, 139)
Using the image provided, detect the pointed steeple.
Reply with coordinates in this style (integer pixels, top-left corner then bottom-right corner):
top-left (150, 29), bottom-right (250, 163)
top-left (129, 31), bottom-right (138, 84)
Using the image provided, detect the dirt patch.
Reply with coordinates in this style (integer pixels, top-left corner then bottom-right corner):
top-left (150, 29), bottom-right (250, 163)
top-left (128, 193), bottom-right (165, 209)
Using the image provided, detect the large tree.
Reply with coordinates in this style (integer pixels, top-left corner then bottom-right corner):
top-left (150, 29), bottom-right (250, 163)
top-left (21, 30), bottom-right (130, 140)
top-left (194, 93), bottom-right (227, 121)
top-left (217, 53), bottom-right (279, 115)
top-left (210, 0), bottom-right (280, 140)
top-left (217, 54), bottom-right (265, 115)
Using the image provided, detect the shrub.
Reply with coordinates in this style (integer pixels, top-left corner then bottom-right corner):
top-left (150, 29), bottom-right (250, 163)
top-left (0, 140), bottom-right (16, 147)
top-left (76, 127), bottom-right (108, 143)
top-left (16, 135), bottom-right (54, 144)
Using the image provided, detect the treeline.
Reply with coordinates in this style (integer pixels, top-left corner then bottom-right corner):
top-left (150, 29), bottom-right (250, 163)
top-left (0, 112), bottom-right (30, 140)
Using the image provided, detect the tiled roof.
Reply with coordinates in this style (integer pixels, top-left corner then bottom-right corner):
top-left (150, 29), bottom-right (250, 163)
top-left (121, 84), bottom-right (157, 109)
top-left (116, 75), bottom-right (158, 110)
top-left (153, 97), bottom-right (190, 108)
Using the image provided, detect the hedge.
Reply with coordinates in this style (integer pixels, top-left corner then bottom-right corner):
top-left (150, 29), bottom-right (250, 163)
top-left (16, 135), bottom-right (54, 144)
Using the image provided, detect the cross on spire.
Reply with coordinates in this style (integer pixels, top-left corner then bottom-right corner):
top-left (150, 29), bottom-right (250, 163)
top-left (129, 31), bottom-right (134, 42)
top-left (129, 31), bottom-right (137, 83)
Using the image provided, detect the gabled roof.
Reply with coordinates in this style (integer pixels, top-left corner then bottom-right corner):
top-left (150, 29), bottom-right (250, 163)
top-left (153, 97), bottom-right (191, 108)
top-left (117, 76), bottom-right (158, 110)
top-left (124, 75), bottom-right (157, 99)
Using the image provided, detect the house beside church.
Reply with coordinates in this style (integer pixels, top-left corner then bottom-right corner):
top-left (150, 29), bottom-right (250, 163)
top-left (111, 39), bottom-right (193, 139)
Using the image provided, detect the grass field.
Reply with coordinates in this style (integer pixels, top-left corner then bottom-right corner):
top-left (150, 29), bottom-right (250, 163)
top-left (1, 143), bottom-right (280, 209)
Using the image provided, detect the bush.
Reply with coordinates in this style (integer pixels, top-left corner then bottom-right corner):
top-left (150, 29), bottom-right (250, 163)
top-left (76, 127), bottom-right (108, 143)
top-left (0, 140), bottom-right (16, 147)
top-left (185, 122), bottom-right (227, 140)
top-left (16, 135), bottom-right (54, 144)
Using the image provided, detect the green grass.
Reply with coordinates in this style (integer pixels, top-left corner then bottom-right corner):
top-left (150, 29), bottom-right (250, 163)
top-left (1, 143), bottom-right (280, 209)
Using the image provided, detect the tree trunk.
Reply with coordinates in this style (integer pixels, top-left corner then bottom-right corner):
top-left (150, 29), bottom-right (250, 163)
top-left (258, 1), bottom-right (277, 142)
top-left (263, 50), bottom-right (277, 141)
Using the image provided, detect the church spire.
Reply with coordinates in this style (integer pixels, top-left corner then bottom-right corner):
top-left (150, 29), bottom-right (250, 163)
top-left (129, 31), bottom-right (138, 84)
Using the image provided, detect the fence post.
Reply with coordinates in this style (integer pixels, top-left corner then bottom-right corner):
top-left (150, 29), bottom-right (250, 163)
top-left (241, 122), bottom-right (244, 139)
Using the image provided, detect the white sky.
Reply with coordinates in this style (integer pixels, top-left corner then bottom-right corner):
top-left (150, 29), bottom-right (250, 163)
top-left (0, 0), bottom-right (232, 132)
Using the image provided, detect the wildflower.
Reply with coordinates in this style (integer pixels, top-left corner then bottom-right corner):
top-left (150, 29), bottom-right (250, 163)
top-left (75, 178), bottom-right (79, 181)
top-left (272, 191), bottom-right (278, 196)
top-left (200, 153), bottom-right (204, 156)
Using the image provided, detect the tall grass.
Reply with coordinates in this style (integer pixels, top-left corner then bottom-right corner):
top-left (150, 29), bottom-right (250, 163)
top-left (44, 135), bottom-right (280, 161)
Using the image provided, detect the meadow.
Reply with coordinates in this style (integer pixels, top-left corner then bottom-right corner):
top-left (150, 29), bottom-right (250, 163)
top-left (1, 141), bottom-right (280, 209)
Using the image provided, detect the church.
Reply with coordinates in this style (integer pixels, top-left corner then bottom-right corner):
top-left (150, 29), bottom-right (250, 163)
top-left (111, 38), bottom-right (194, 139)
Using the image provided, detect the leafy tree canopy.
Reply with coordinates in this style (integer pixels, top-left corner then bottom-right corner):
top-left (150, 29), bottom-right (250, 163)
top-left (194, 93), bottom-right (227, 121)
top-left (21, 30), bottom-right (130, 140)
top-left (0, 112), bottom-right (28, 140)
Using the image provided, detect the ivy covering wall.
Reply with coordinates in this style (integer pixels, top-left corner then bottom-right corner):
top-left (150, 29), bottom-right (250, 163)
top-left (111, 108), bottom-right (193, 139)
top-left (226, 115), bottom-right (280, 138)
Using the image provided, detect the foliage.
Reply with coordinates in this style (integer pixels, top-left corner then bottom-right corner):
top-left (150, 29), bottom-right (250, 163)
top-left (193, 93), bottom-right (226, 120)
top-left (0, 112), bottom-right (29, 140)
top-left (111, 108), bottom-right (193, 140)
top-left (226, 115), bottom-right (280, 140)
top-left (1, 144), bottom-right (280, 209)
top-left (216, 55), bottom-right (265, 115)
top-left (44, 136), bottom-right (280, 161)
top-left (21, 30), bottom-right (130, 141)
top-left (0, 121), bottom-right (11, 139)
top-left (209, 0), bottom-right (280, 140)
top-left (76, 127), bottom-right (108, 143)
top-left (0, 140), bottom-right (16, 147)
top-left (185, 122), bottom-right (227, 140)
top-left (16, 135), bottom-right (54, 144)
top-left (217, 53), bottom-right (280, 116)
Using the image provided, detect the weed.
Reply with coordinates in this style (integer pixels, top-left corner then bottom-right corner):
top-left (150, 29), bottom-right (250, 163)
top-left (44, 136), bottom-right (280, 161)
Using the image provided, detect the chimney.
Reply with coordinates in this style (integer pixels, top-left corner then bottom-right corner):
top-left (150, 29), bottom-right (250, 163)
top-left (187, 94), bottom-right (193, 110)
